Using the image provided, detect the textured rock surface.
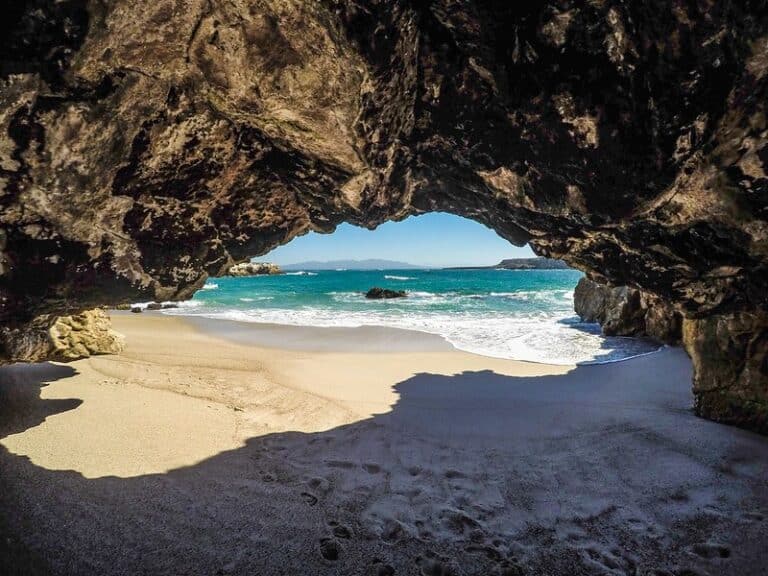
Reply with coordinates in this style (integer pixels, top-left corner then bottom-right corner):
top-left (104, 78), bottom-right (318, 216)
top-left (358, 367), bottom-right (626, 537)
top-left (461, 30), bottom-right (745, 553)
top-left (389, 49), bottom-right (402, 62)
top-left (683, 311), bottom-right (768, 430)
top-left (0, 308), bottom-right (123, 363)
top-left (574, 277), bottom-right (682, 344)
top-left (0, 1), bottom-right (767, 428)
top-left (227, 261), bottom-right (281, 276)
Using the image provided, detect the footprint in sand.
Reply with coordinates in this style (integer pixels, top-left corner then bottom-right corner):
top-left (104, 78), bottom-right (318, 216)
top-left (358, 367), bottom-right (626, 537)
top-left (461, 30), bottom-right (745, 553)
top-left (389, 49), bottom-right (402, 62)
top-left (363, 463), bottom-right (382, 474)
top-left (498, 560), bottom-right (525, 576)
top-left (371, 558), bottom-right (395, 575)
top-left (418, 558), bottom-right (455, 576)
top-left (465, 543), bottom-right (503, 562)
top-left (307, 476), bottom-right (331, 494)
top-left (413, 520), bottom-right (433, 540)
top-left (691, 542), bottom-right (731, 559)
top-left (582, 547), bottom-right (625, 572)
top-left (408, 466), bottom-right (422, 476)
top-left (328, 520), bottom-right (352, 539)
top-left (667, 488), bottom-right (690, 503)
top-left (318, 537), bottom-right (339, 561)
top-left (381, 518), bottom-right (405, 542)
top-left (440, 509), bottom-right (480, 534)
top-left (301, 492), bottom-right (318, 506)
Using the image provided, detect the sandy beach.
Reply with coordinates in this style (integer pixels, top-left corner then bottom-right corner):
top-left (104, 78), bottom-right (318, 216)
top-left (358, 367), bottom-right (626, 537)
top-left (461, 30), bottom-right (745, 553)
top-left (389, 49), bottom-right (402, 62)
top-left (1, 313), bottom-right (767, 575)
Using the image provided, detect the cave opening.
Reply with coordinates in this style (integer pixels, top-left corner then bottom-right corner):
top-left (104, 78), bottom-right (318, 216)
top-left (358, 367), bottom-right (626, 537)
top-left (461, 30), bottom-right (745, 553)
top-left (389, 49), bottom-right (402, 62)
top-left (134, 213), bottom-right (659, 366)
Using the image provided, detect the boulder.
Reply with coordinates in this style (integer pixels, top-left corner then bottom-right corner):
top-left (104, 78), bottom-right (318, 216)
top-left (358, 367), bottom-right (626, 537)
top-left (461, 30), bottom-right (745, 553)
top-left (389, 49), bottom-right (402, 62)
top-left (365, 288), bottom-right (407, 300)
top-left (574, 278), bottom-right (682, 344)
top-left (0, 309), bottom-right (124, 363)
top-left (683, 312), bottom-right (768, 432)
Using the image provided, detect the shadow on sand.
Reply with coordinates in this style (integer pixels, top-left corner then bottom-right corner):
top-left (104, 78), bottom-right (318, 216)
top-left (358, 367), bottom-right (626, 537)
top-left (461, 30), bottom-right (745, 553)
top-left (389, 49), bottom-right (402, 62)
top-left (1, 352), bottom-right (768, 576)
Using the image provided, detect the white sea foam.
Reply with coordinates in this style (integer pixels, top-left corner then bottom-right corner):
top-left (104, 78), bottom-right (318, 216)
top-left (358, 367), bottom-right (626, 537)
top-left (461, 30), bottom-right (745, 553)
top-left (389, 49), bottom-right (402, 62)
top-left (384, 275), bottom-right (414, 280)
top-left (285, 271), bottom-right (318, 276)
top-left (201, 283), bottom-right (219, 290)
top-left (163, 304), bottom-right (660, 365)
top-left (130, 299), bottom-right (203, 310)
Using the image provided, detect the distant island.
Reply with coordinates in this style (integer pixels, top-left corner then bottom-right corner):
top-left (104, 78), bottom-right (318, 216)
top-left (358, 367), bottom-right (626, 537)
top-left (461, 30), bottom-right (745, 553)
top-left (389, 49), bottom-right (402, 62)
top-left (446, 257), bottom-right (570, 270)
top-left (281, 258), bottom-right (422, 270)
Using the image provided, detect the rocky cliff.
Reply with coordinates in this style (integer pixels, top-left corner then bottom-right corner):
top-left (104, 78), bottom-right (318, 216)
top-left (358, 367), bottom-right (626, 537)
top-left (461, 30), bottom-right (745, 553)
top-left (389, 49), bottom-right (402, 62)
top-left (0, 1), bottom-right (766, 430)
top-left (574, 277), bottom-right (682, 344)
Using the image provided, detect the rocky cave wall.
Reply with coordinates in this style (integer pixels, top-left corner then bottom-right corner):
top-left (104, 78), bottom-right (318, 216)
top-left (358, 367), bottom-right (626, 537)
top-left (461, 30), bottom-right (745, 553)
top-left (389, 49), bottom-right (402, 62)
top-left (0, 0), bottom-right (766, 431)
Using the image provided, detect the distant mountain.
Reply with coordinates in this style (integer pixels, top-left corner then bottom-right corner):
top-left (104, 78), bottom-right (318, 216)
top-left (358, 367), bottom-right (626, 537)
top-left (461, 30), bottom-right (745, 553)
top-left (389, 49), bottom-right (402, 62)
top-left (446, 257), bottom-right (570, 270)
top-left (281, 259), bottom-right (422, 271)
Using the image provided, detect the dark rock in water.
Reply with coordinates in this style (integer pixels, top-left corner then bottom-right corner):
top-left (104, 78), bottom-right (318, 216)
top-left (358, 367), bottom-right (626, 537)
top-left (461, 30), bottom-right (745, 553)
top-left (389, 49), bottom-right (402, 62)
top-left (574, 278), bottom-right (682, 344)
top-left (0, 1), bottom-right (766, 431)
top-left (130, 307), bottom-right (142, 314)
top-left (366, 288), bottom-right (407, 299)
top-left (142, 302), bottom-right (178, 310)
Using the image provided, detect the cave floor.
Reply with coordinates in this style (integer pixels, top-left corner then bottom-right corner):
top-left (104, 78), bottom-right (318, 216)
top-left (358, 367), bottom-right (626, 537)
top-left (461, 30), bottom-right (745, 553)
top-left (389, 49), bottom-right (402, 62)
top-left (1, 314), bottom-right (767, 576)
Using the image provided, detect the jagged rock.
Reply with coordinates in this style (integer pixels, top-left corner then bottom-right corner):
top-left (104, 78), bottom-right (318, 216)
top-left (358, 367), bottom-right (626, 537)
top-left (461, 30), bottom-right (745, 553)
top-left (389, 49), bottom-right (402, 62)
top-left (145, 302), bottom-right (164, 310)
top-left (227, 262), bottom-right (282, 276)
top-left (683, 312), bottom-right (768, 432)
top-left (366, 288), bottom-right (407, 299)
top-left (130, 307), bottom-right (142, 314)
top-left (0, 2), bottom-right (767, 430)
top-left (574, 277), bottom-right (682, 344)
top-left (0, 309), bottom-right (124, 363)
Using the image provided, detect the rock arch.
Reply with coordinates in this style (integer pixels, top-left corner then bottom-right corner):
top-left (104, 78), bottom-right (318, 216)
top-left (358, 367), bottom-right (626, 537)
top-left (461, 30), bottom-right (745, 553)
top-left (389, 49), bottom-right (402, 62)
top-left (1, 0), bottom-right (766, 430)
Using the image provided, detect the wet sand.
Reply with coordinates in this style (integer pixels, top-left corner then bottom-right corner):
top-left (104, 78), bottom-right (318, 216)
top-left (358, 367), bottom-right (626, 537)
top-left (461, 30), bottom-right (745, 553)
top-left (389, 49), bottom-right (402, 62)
top-left (1, 314), bottom-right (767, 575)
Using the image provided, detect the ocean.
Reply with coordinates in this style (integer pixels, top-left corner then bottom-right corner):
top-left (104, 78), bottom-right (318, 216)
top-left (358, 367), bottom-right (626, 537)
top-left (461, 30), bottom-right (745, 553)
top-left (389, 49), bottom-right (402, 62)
top-left (159, 268), bottom-right (660, 364)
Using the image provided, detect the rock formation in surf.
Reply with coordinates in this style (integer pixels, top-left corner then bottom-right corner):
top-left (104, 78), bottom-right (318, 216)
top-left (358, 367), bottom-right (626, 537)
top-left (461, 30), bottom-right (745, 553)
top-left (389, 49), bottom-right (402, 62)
top-left (574, 277), bottom-right (682, 344)
top-left (0, 1), bottom-right (766, 430)
top-left (365, 287), bottom-right (407, 299)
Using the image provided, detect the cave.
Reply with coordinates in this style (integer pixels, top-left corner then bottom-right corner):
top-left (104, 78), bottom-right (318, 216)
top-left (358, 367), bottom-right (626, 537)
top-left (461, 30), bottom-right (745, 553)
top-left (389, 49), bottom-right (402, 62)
top-left (0, 3), bottom-right (766, 425)
top-left (1, 2), bottom-right (768, 573)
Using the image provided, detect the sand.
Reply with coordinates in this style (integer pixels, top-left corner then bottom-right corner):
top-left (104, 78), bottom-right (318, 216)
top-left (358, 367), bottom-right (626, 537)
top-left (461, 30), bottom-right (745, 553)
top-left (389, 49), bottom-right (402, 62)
top-left (1, 313), bottom-right (767, 575)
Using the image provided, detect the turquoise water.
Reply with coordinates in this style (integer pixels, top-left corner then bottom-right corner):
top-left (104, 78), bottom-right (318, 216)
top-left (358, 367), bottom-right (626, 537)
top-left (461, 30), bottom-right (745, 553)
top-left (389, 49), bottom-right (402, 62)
top-left (159, 268), bottom-right (660, 364)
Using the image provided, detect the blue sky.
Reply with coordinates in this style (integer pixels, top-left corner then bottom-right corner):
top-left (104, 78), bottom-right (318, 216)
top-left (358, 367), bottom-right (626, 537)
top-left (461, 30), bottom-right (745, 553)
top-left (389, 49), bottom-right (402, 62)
top-left (265, 212), bottom-right (534, 267)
